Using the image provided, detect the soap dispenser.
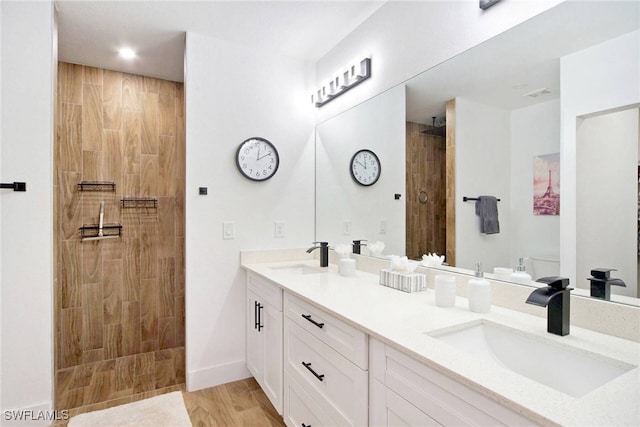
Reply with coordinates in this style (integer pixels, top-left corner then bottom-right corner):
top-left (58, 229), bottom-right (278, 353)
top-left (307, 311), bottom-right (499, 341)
top-left (468, 262), bottom-right (491, 313)
top-left (510, 257), bottom-right (532, 286)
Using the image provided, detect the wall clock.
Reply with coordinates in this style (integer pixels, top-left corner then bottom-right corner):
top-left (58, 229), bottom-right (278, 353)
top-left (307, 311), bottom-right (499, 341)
top-left (236, 137), bottom-right (280, 181)
top-left (350, 149), bottom-right (381, 186)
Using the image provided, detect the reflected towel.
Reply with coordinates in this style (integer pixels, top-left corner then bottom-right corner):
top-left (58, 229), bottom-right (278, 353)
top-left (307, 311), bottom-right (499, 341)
top-left (475, 196), bottom-right (500, 234)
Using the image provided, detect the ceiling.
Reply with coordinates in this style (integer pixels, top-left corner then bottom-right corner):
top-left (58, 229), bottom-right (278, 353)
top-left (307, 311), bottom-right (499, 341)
top-left (55, 0), bottom-right (386, 83)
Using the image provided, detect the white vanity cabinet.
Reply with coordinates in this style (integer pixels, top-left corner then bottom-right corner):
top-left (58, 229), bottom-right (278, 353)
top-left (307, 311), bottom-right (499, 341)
top-left (246, 272), bottom-right (283, 414)
top-left (369, 338), bottom-right (539, 427)
top-left (283, 293), bottom-right (368, 427)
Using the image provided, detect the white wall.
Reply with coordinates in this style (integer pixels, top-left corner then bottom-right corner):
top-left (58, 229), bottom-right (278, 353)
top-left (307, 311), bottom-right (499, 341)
top-left (313, 0), bottom-right (564, 123)
top-left (0, 0), bottom-right (3, 415)
top-left (0, 0), bottom-right (54, 416)
top-left (315, 85), bottom-right (406, 256)
top-left (576, 109), bottom-right (638, 297)
top-left (510, 99), bottom-right (560, 274)
top-left (560, 30), bottom-right (640, 286)
top-left (184, 32), bottom-right (315, 391)
top-left (455, 98), bottom-right (511, 273)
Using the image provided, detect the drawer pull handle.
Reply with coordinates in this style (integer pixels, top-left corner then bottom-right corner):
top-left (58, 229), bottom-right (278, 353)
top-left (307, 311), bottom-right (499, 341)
top-left (257, 303), bottom-right (264, 332)
top-left (301, 314), bottom-right (324, 329)
top-left (302, 424), bottom-right (311, 427)
top-left (301, 362), bottom-right (324, 381)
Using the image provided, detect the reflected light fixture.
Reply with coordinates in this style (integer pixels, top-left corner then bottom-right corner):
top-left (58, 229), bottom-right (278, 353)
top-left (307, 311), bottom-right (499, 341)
top-left (118, 47), bottom-right (136, 60)
top-left (479, 0), bottom-right (501, 10)
top-left (311, 57), bottom-right (371, 108)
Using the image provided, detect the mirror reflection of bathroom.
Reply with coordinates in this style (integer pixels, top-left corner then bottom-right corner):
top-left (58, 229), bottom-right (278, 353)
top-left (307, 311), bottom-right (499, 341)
top-left (576, 105), bottom-right (640, 301)
top-left (406, 115), bottom-right (446, 261)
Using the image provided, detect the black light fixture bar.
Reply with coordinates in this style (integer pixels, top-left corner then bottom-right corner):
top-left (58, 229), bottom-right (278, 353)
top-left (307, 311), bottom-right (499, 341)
top-left (0, 182), bottom-right (26, 192)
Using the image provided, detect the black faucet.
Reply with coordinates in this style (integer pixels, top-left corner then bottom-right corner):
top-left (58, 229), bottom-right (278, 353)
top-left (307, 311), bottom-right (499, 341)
top-left (352, 240), bottom-right (367, 255)
top-left (525, 277), bottom-right (573, 336)
top-left (306, 242), bottom-right (329, 267)
top-left (587, 268), bottom-right (626, 300)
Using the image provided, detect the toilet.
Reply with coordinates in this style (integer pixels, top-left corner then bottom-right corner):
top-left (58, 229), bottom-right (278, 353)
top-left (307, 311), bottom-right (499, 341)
top-left (528, 254), bottom-right (560, 280)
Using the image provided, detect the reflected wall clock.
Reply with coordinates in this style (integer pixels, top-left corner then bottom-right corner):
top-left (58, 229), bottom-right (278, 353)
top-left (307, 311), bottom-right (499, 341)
top-left (350, 149), bottom-right (381, 186)
top-left (236, 137), bottom-right (280, 181)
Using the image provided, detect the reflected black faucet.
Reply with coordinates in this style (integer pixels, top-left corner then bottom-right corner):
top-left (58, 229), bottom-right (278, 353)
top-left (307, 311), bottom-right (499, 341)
top-left (352, 240), bottom-right (367, 255)
top-left (587, 268), bottom-right (626, 300)
top-left (525, 277), bottom-right (573, 336)
top-left (306, 241), bottom-right (329, 267)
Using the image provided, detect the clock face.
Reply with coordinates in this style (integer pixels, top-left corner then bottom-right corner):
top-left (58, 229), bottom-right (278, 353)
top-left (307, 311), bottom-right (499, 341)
top-left (236, 137), bottom-right (280, 181)
top-left (350, 149), bottom-right (381, 186)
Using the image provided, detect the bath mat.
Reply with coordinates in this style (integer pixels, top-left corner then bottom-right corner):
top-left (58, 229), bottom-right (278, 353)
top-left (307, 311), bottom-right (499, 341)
top-left (68, 391), bottom-right (192, 427)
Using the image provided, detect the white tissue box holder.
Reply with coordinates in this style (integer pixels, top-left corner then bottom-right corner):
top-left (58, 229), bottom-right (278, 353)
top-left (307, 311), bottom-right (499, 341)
top-left (380, 269), bottom-right (427, 293)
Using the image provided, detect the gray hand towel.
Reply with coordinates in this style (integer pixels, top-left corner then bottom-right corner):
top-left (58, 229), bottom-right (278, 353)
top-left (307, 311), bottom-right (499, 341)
top-left (475, 196), bottom-right (500, 234)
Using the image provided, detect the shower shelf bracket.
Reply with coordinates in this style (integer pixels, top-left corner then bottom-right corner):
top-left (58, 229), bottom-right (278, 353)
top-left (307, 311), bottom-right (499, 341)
top-left (79, 223), bottom-right (122, 240)
top-left (121, 197), bottom-right (158, 209)
top-left (78, 181), bottom-right (116, 192)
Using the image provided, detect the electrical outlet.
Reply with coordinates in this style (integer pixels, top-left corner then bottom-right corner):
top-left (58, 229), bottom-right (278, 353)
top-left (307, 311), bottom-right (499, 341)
top-left (343, 220), bottom-right (352, 235)
top-left (274, 221), bottom-right (285, 238)
top-left (223, 222), bottom-right (235, 239)
top-left (380, 220), bottom-right (387, 234)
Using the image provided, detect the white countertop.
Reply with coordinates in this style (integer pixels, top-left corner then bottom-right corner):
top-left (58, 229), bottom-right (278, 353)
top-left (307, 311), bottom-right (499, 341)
top-left (242, 259), bottom-right (640, 426)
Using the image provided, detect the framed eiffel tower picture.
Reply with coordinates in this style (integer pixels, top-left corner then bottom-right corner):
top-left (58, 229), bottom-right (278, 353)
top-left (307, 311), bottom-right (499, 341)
top-left (533, 153), bottom-right (560, 215)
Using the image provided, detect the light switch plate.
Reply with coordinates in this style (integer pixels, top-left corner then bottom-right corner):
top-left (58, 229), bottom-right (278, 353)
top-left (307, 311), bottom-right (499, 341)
top-left (223, 222), bottom-right (235, 239)
top-left (343, 220), bottom-right (352, 235)
top-left (380, 220), bottom-right (387, 234)
top-left (274, 221), bottom-right (285, 238)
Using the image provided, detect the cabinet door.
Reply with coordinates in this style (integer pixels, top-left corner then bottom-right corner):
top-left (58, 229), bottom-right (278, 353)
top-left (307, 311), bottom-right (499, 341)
top-left (246, 289), bottom-right (264, 381)
top-left (370, 378), bottom-right (441, 427)
top-left (262, 302), bottom-right (283, 414)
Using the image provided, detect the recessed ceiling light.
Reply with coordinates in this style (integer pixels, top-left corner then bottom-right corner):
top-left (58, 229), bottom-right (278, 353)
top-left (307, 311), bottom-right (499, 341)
top-left (118, 47), bottom-right (136, 60)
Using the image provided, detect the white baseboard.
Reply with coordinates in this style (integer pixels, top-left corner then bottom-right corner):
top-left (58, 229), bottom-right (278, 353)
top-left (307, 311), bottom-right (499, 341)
top-left (186, 359), bottom-right (251, 392)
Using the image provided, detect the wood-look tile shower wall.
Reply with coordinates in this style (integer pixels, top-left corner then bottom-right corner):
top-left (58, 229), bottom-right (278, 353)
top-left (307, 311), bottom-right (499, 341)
top-left (406, 121), bottom-right (446, 260)
top-left (54, 62), bottom-right (185, 410)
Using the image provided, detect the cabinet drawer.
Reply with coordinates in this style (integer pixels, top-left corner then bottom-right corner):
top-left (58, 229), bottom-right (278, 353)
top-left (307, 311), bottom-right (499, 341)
top-left (284, 319), bottom-right (367, 427)
top-left (284, 373), bottom-right (335, 427)
top-left (284, 292), bottom-right (367, 369)
top-left (372, 339), bottom-right (538, 426)
top-left (248, 272), bottom-right (282, 311)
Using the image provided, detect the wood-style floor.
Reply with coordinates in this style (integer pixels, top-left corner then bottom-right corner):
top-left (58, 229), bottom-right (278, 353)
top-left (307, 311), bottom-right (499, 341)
top-left (184, 378), bottom-right (285, 427)
top-left (57, 378), bottom-right (285, 427)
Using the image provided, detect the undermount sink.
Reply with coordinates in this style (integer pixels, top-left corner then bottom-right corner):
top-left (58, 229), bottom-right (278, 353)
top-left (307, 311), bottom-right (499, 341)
top-left (428, 320), bottom-right (635, 398)
top-left (269, 264), bottom-right (327, 275)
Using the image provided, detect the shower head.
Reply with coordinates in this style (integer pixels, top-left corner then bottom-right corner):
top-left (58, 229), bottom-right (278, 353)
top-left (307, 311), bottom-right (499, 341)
top-left (420, 116), bottom-right (446, 136)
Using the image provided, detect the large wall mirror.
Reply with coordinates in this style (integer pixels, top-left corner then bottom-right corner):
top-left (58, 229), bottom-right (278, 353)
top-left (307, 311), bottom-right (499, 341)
top-left (315, 1), bottom-right (640, 306)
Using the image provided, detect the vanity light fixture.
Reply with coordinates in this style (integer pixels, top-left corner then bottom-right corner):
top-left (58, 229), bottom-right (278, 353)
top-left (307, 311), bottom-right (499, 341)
top-left (118, 47), bottom-right (136, 60)
top-left (311, 57), bottom-right (371, 108)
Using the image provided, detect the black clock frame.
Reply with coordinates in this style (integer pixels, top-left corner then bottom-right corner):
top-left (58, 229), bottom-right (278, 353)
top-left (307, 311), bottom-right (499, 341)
top-left (235, 137), bottom-right (280, 182)
top-left (350, 149), bottom-right (381, 187)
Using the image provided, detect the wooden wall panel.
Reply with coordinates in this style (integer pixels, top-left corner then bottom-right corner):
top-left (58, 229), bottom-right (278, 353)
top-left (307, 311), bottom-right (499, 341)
top-left (58, 62), bottom-right (83, 104)
top-left (82, 84), bottom-right (103, 151)
top-left (103, 70), bottom-right (122, 130)
top-left (406, 121), bottom-right (446, 260)
top-left (445, 99), bottom-right (457, 267)
top-left (54, 62), bottom-right (185, 412)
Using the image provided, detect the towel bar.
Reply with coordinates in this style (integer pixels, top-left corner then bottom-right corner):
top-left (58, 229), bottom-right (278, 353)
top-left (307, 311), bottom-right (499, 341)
top-left (463, 196), bottom-right (500, 202)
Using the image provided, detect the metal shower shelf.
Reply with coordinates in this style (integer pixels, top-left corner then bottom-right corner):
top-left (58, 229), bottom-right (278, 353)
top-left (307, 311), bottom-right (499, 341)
top-left (79, 223), bottom-right (122, 240)
top-left (78, 181), bottom-right (116, 192)
top-left (121, 197), bottom-right (158, 209)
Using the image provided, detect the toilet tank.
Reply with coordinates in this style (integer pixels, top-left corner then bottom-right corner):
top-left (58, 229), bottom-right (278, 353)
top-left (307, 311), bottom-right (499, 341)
top-left (527, 254), bottom-right (560, 280)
